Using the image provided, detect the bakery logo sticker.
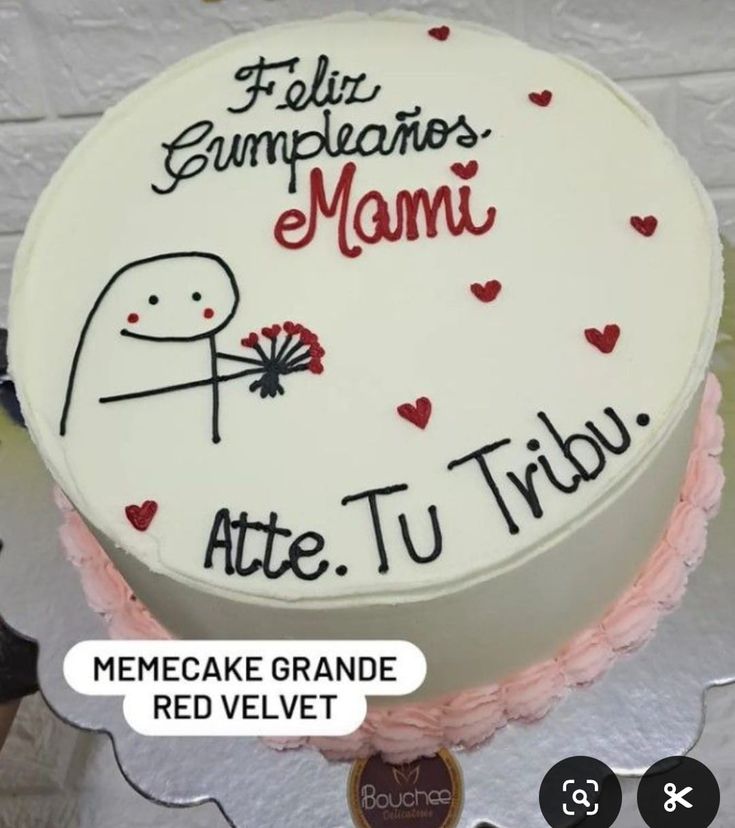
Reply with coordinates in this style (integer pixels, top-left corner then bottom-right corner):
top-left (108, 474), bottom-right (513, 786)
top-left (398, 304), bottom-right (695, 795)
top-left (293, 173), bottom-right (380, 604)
top-left (348, 749), bottom-right (463, 828)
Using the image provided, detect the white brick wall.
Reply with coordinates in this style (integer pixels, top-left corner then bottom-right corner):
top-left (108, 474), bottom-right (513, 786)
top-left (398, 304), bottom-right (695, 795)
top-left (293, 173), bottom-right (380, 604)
top-left (677, 74), bottom-right (735, 187)
top-left (0, 2), bottom-right (46, 120)
top-left (1, 0), bottom-right (734, 332)
top-left (522, 0), bottom-right (735, 78)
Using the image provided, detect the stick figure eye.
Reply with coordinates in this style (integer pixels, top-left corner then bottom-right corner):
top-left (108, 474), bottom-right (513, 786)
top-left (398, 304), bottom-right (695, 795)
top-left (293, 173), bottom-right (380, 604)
top-left (148, 295), bottom-right (159, 305)
top-left (192, 291), bottom-right (202, 301)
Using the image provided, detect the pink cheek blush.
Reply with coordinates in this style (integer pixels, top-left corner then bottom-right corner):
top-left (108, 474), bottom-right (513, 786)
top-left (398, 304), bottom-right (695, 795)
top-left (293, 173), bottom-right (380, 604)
top-left (203, 307), bottom-right (215, 320)
top-left (127, 313), bottom-right (139, 324)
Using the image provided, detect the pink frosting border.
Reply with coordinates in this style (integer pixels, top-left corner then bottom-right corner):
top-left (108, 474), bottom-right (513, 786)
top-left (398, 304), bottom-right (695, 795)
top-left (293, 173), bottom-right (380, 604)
top-left (56, 374), bottom-right (725, 764)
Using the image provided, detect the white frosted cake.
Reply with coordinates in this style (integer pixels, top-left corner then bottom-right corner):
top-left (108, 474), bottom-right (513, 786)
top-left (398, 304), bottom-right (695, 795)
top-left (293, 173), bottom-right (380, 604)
top-left (8, 13), bottom-right (724, 751)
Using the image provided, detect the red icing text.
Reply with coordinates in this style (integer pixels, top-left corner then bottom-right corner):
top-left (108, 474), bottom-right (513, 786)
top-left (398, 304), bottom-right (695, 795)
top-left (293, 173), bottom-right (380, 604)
top-left (273, 162), bottom-right (497, 258)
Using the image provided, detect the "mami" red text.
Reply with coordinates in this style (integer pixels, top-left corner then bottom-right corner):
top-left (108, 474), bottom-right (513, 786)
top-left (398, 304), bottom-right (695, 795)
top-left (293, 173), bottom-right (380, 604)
top-left (273, 162), bottom-right (497, 258)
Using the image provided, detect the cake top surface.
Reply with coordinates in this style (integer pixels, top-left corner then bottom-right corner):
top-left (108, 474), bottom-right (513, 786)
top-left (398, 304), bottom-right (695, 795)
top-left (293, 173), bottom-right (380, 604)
top-left (10, 13), bottom-right (721, 606)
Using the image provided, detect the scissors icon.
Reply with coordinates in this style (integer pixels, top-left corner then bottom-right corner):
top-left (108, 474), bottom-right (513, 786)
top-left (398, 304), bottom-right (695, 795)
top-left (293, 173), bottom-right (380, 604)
top-left (664, 782), bottom-right (693, 812)
top-left (562, 780), bottom-right (599, 816)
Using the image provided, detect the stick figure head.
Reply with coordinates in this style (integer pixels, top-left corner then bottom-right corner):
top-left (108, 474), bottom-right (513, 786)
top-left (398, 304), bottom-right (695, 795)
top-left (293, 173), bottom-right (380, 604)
top-left (116, 252), bottom-right (239, 342)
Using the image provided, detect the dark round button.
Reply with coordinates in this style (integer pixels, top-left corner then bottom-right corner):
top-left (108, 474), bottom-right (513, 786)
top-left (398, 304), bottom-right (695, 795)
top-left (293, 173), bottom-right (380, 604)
top-left (637, 756), bottom-right (719, 828)
top-left (539, 756), bottom-right (621, 827)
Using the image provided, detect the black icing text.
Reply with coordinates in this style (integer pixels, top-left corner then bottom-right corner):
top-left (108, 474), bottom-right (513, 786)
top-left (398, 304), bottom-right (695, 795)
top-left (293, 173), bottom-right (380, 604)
top-left (203, 508), bottom-right (333, 581)
top-left (202, 406), bottom-right (650, 580)
top-left (448, 406), bottom-right (648, 536)
top-left (151, 54), bottom-right (490, 196)
top-left (341, 484), bottom-right (443, 574)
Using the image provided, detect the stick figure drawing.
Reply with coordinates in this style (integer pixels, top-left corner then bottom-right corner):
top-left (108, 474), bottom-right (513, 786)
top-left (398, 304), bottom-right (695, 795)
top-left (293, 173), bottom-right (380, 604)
top-left (59, 252), bottom-right (325, 444)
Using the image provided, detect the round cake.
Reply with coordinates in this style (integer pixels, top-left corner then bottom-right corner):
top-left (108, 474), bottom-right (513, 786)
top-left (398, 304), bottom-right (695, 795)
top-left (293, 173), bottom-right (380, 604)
top-left (9, 13), bottom-right (723, 711)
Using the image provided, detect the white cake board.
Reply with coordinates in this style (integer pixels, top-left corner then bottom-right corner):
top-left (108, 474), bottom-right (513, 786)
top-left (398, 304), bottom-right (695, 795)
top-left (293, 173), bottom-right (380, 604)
top-left (0, 244), bottom-right (732, 827)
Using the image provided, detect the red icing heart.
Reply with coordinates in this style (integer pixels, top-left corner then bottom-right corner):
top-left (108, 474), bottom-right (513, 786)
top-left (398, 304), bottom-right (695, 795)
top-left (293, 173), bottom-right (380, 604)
top-left (125, 500), bottom-right (158, 532)
top-left (470, 280), bottom-right (502, 303)
top-left (262, 325), bottom-right (282, 340)
top-left (529, 89), bottom-right (553, 107)
top-left (428, 25), bottom-right (450, 41)
top-left (630, 215), bottom-right (658, 237)
top-left (241, 332), bottom-right (259, 348)
top-left (397, 397), bottom-right (432, 430)
top-left (585, 324), bottom-right (621, 354)
top-left (450, 160), bottom-right (479, 180)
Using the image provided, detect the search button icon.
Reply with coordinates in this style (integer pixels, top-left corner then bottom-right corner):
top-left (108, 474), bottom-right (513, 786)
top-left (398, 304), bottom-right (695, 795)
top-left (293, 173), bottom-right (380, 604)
top-left (539, 756), bottom-right (621, 827)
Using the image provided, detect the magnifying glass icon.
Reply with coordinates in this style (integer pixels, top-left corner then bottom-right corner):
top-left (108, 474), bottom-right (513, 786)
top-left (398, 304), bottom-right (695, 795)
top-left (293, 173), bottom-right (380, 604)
top-left (572, 789), bottom-right (591, 809)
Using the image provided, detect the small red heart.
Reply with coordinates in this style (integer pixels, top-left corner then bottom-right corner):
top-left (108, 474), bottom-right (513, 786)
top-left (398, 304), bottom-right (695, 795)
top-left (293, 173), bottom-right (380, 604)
top-left (241, 332), bottom-right (259, 348)
top-left (470, 280), bottom-right (502, 303)
top-left (125, 500), bottom-right (158, 532)
top-left (529, 89), bottom-right (553, 107)
top-left (397, 397), bottom-right (432, 430)
top-left (450, 160), bottom-right (479, 180)
top-left (428, 25), bottom-right (450, 41)
top-left (630, 215), bottom-right (658, 237)
top-left (262, 325), bottom-right (281, 340)
top-left (584, 324), bottom-right (621, 354)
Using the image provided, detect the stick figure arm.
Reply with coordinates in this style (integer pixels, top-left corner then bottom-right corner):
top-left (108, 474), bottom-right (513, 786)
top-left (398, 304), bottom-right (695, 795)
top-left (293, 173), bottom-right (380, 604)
top-left (98, 365), bottom-right (264, 404)
top-left (216, 351), bottom-right (264, 366)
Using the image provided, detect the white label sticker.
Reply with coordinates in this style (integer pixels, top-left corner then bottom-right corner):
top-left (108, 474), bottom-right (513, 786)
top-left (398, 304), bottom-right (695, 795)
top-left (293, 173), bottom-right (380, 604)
top-left (63, 640), bottom-right (426, 736)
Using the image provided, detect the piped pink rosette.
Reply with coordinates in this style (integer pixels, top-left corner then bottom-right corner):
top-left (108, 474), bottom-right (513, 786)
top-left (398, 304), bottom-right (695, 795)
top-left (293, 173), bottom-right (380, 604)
top-left (57, 374), bottom-right (725, 764)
